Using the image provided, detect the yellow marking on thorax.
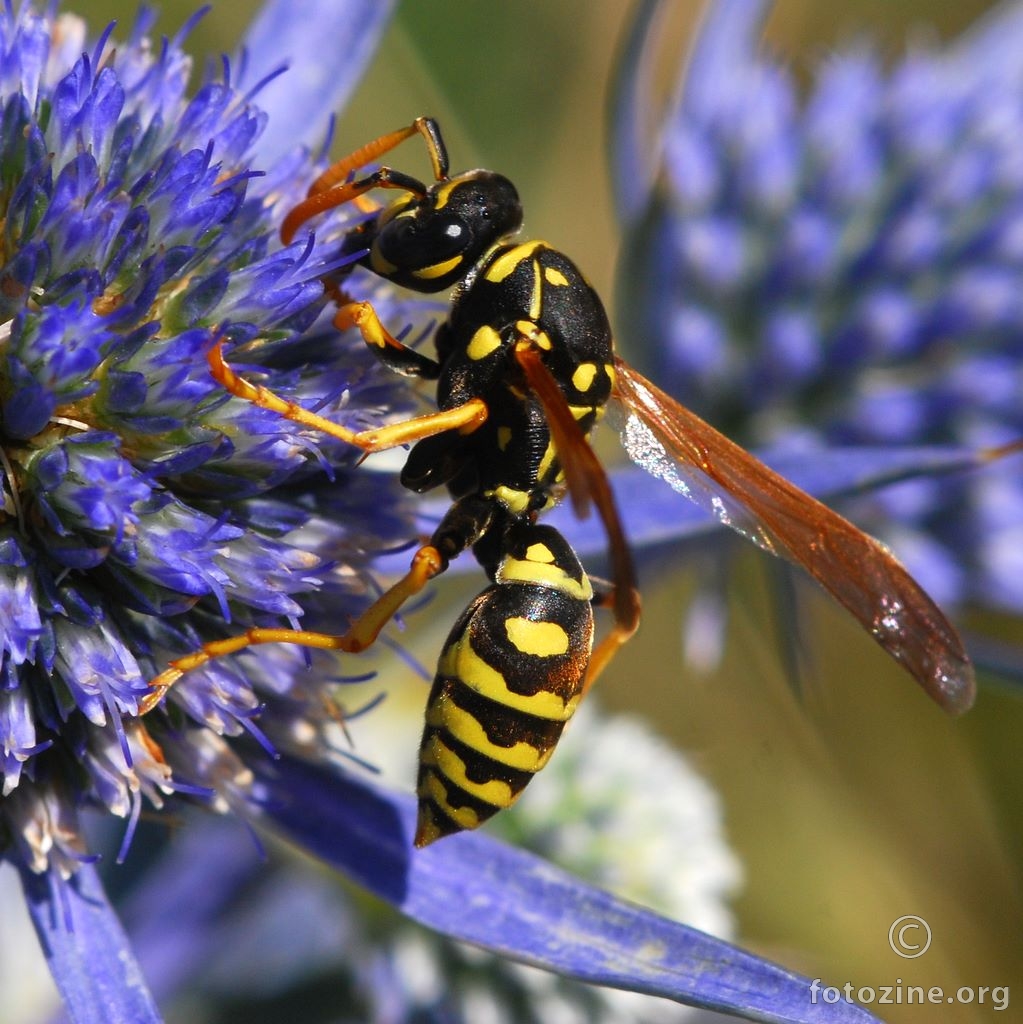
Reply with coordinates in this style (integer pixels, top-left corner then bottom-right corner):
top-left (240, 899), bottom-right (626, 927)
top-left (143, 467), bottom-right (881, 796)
top-left (497, 426), bottom-right (513, 451)
top-left (467, 324), bottom-right (502, 360)
top-left (514, 320), bottom-right (552, 350)
top-left (525, 543), bottom-right (556, 563)
top-left (485, 485), bottom-right (531, 515)
top-left (413, 254), bottom-right (462, 280)
top-left (572, 362), bottom-right (598, 393)
top-left (544, 266), bottom-right (570, 287)
top-left (537, 440), bottom-right (557, 481)
top-left (484, 240), bottom-right (543, 283)
top-left (440, 636), bottom-right (581, 720)
top-left (426, 701), bottom-right (553, 771)
top-left (505, 616), bottom-right (570, 657)
top-left (529, 258), bottom-right (542, 320)
top-left (369, 247), bottom-right (397, 276)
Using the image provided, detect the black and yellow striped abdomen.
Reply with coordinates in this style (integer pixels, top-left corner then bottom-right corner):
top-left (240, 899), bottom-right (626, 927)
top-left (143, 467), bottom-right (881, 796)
top-left (415, 523), bottom-right (593, 846)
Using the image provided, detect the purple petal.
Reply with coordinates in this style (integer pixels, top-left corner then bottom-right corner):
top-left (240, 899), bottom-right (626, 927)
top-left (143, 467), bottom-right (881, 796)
top-left (255, 755), bottom-right (881, 1023)
top-left (951, 0), bottom-right (1023, 71)
top-left (239, 0), bottom-right (396, 164)
top-left (613, 0), bottom-right (776, 220)
top-left (18, 860), bottom-right (161, 1024)
top-left (119, 816), bottom-right (266, 1001)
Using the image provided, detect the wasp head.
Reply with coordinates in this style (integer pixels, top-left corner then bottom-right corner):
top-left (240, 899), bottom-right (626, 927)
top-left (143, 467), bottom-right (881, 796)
top-left (363, 170), bottom-right (522, 292)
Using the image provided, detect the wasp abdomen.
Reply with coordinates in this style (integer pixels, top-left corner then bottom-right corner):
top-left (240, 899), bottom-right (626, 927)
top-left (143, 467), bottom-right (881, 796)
top-left (415, 525), bottom-right (593, 846)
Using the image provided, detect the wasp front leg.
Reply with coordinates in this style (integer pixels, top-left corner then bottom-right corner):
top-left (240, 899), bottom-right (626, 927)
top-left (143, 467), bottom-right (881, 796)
top-left (331, 297), bottom-right (442, 380)
top-left (281, 117), bottom-right (448, 245)
top-left (206, 341), bottom-right (485, 454)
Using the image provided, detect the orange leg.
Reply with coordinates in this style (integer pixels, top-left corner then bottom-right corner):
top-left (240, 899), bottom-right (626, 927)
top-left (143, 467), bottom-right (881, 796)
top-left (332, 300), bottom-right (441, 379)
top-left (582, 588), bottom-right (642, 697)
top-left (281, 169), bottom-right (421, 246)
top-left (142, 333), bottom-right (486, 713)
top-left (207, 341), bottom-right (485, 451)
top-left (139, 544), bottom-right (446, 714)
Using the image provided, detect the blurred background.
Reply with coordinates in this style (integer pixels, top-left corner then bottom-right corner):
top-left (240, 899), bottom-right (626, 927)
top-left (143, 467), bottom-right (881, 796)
top-left (7, 2), bottom-right (1021, 1022)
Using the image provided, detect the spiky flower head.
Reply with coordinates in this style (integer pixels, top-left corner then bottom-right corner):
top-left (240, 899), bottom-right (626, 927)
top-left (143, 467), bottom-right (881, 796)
top-left (618, 0), bottom-right (1023, 615)
top-left (0, 2), bottom-right (412, 879)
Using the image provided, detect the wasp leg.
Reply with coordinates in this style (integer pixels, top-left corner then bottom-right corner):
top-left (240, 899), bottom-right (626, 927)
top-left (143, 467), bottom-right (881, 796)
top-left (333, 299), bottom-right (441, 380)
top-left (207, 341), bottom-right (485, 452)
top-left (139, 544), bottom-right (446, 715)
top-left (582, 580), bottom-right (642, 696)
top-left (142, 495), bottom-right (498, 714)
top-left (281, 117), bottom-right (448, 244)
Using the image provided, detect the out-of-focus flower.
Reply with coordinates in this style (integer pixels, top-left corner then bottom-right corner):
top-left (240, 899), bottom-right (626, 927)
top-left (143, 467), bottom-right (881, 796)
top-left (616, 0), bottom-right (1023, 621)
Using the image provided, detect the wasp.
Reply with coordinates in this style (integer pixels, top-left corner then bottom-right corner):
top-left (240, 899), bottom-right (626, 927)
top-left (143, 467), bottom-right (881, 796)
top-left (141, 117), bottom-right (975, 847)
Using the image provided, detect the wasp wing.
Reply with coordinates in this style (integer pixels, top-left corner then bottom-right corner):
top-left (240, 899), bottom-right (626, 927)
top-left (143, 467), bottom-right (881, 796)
top-left (611, 358), bottom-right (975, 714)
top-left (514, 344), bottom-right (640, 641)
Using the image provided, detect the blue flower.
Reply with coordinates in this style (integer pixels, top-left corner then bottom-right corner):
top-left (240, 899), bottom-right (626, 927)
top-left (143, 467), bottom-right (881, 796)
top-left (0, 4), bottom-right (890, 1023)
top-left (616, 0), bottom-right (1023, 623)
top-left (0, 0), bottom-right (406, 1012)
top-left (0, 0), bottom-right (411, 878)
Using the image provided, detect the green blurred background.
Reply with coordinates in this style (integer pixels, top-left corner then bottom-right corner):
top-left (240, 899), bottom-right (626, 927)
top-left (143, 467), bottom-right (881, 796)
top-left (78, 2), bottom-right (1023, 1021)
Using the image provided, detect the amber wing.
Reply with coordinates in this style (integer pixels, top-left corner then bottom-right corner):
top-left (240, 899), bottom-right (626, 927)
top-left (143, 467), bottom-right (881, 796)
top-left (611, 358), bottom-right (975, 714)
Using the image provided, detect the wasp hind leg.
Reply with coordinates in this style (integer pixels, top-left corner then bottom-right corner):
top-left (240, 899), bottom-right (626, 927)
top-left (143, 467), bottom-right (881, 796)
top-left (139, 544), bottom-right (446, 715)
top-left (511, 342), bottom-right (641, 693)
top-left (583, 575), bottom-right (642, 696)
top-left (141, 496), bottom-right (497, 716)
